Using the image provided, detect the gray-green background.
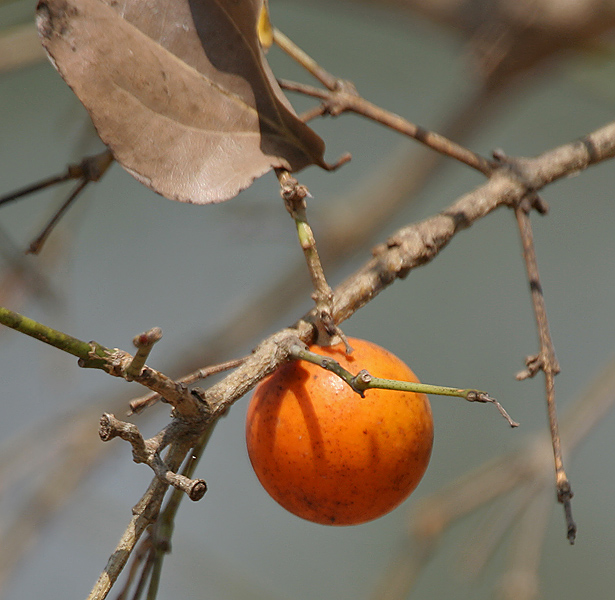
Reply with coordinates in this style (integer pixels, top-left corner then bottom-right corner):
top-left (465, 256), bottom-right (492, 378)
top-left (1, 1), bottom-right (614, 598)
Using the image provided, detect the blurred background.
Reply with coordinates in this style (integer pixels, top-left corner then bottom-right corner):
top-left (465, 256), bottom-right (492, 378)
top-left (1, 0), bottom-right (615, 599)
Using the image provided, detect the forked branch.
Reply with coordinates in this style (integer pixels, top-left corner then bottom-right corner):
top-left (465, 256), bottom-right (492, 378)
top-left (273, 28), bottom-right (493, 175)
top-left (0, 150), bottom-right (114, 254)
top-left (99, 414), bottom-right (207, 501)
top-left (0, 307), bottom-right (202, 421)
top-left (85, 441), bottom-right (190, 600)
top-left (2, 122), bottom-right (614, 600)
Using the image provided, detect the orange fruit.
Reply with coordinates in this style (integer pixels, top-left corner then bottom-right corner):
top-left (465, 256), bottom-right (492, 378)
top-left (245, 337), bottom-right (434, 525)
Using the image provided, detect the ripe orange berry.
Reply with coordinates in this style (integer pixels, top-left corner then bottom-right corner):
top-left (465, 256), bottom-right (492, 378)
top-left (245, 337), bottom-right (434, 525)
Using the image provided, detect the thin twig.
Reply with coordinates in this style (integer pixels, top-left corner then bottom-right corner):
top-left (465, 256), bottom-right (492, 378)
top-left (273, 27), bottom-right (339, 90)
top-left (372, 355), bottom-right (615, 600)
top-left (187, 86), bottom-right (501, 370)
top-left (290, 343), bottom-right (518, 426)
top-left (0, 150), bottom-right (113, 208)
top-left (0, 305), bottom-right (110, 364)
top-left (98, 414), bottom-right (207, 501)
top-left (128, 356), bottom-right (248, 415)
top-left (280, 77), bottom-right (494, 175)
top-left (331, 121), bottom-right (615, 326)
top-left (108, 425), bottom-right (216, 600)
top-left (2, 123), bottom-right (614, 599)
top-left (514, 202), bottom-right (575, 543)
top-left (277, 169), bottom-right (352, 352)
top-left (0, 150), bottom-right (114, 254)
top-left (0, 172), bottom-right (74, 207)
top-left (0, 306), bottom-right (202, 420)
top-left (130, 546), bottom-right (154, 600)
top-left (113, 535), bottom-right (152, 600)
top-left (145, 425), bottom-right (216, 600)
top-left (273, 27), bottom-right (493, 175)
top-left (2, 122), bottom-right (613, 447)
top-left (297, 103), bottom-right (328, 123)
top-left (26, 178), bottom-right (89, 254)
top-left (86, 442), bottom-right (188, 600)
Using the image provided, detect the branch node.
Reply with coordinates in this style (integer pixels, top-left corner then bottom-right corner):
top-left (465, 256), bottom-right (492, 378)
top-left (278, 170), bottom-right (309, 209)
top-left (322, 79), bottom-right (360, 117)
top-left (516, 352), bottom-right (560, 380)
top-left (491, 150), bottom-right (550, 214)
top-left (98, 348), bottom-right (132, 378)
top-left (76, 341), bottom-right (111, 369)
top-left (349, 369), bottom-right (371, 396)
top-left (99, 414), bottom-right (207, 500)
top-left (469, 393), bottom-right (520, 428)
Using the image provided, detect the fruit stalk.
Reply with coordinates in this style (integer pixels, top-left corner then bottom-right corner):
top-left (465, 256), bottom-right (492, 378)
top-left (290, 343), bottom-right (519, 427)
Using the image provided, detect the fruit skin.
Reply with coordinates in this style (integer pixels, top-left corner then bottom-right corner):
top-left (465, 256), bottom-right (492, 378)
top-left (245, 338), bottom-right (434, 525)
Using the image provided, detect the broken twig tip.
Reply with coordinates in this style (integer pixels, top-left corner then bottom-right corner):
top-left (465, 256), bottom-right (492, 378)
top-left (475, 393), bottom-right (519, 428)
top-left (492, 397), bottom-right (520, 428)
top-left (323, 151), bottom-right (352, 171)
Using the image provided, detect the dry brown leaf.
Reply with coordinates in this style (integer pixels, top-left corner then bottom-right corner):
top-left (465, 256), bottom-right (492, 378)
top-left (36, 0), bottom-right (329, 204)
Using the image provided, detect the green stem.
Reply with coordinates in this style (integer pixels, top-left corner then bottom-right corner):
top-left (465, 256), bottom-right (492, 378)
top-left (291, 344), bottom-right (519, 427)
top-left (364, 376), bottom-right (483, 399)
top-left (0, 305), bottom-right (109, 367)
